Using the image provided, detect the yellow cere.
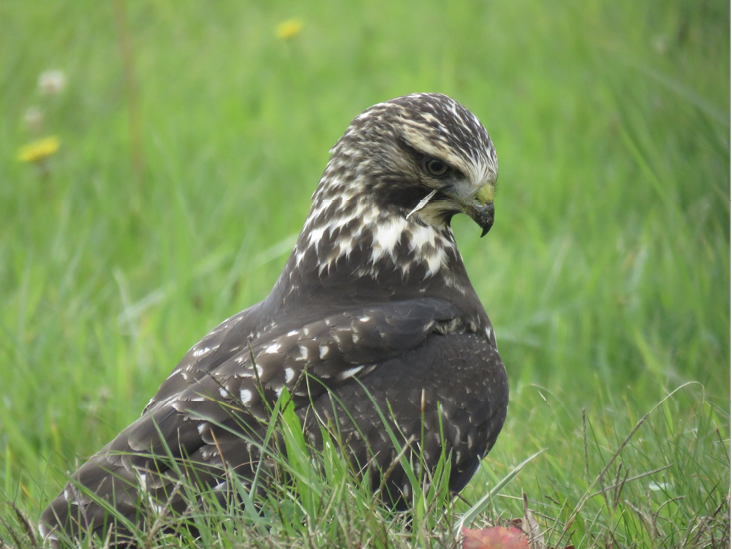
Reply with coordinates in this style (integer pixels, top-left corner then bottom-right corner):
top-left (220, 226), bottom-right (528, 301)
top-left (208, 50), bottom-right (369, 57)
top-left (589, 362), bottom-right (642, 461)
top-left (275, 19), bottom-right (303, 39)
top-left (475, 183), bottom-right (495, 205)
top-left (17, 136), bottom-right (60, 162)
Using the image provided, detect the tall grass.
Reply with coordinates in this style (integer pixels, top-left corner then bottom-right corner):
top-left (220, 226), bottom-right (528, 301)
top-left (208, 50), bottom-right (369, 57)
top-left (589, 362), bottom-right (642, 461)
top-left (0, 0), bottom-right (728, 546)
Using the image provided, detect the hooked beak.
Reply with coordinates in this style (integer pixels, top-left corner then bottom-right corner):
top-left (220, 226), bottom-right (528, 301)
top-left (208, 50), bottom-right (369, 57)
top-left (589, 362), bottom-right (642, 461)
top-left (466, 182), bottom-right (495, 237)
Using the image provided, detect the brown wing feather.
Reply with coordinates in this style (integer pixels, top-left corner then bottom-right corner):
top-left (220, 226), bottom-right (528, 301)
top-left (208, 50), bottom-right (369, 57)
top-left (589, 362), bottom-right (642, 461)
top-left (39, 298), bottom-right (497, 544)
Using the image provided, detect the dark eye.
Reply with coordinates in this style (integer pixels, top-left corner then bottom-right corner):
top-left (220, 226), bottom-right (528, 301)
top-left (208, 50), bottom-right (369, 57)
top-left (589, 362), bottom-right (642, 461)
top-left (426, 158), bottom-right (449, 176)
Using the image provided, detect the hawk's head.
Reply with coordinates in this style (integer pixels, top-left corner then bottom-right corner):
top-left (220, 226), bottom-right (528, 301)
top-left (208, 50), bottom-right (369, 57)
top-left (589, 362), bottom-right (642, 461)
top-left (311, 93), bottom-right (498, 237)
top-left (287, 93), bottom-right (498, 291)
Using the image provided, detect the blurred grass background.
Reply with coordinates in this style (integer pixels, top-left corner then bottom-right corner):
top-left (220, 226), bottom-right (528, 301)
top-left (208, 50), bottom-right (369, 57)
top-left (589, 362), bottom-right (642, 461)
top-left (0, 0), bottom-right (729, 546)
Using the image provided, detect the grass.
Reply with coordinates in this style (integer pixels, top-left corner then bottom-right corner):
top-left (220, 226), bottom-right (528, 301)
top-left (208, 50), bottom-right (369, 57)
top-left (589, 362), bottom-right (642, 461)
top-left (0, 0), bottom-right (729, 546)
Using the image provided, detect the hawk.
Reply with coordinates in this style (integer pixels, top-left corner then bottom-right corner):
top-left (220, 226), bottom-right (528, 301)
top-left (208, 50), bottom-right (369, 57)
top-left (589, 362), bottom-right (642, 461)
top-left (40, 93), bottom-right (509, 545)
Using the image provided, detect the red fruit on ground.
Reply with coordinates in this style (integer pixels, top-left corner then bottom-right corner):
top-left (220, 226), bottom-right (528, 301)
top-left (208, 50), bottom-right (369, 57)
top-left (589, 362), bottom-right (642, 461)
top-left (461, 526), bottom-right (531, 549)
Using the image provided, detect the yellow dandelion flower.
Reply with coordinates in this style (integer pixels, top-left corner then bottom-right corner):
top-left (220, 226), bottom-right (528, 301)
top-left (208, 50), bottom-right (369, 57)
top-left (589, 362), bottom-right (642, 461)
top-left (275, 19), bottom-right (303, 39)
top-left (17, 136), bottom-right (60, 162)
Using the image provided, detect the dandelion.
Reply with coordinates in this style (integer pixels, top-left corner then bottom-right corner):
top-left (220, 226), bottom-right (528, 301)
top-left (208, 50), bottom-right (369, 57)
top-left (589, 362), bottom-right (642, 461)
top-left (38, 69), bottom-right (66, 95)
top-left (275, 19), bottom-right (303, 39)
top-left (24, 106), bottom-right (44, 133)
top-left (17, 136), bottom-right (60, 163)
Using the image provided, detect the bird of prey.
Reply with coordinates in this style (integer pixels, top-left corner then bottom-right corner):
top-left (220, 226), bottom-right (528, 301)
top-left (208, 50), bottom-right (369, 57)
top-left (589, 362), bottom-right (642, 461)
top-left (40, 93), bottom-right (508, 545)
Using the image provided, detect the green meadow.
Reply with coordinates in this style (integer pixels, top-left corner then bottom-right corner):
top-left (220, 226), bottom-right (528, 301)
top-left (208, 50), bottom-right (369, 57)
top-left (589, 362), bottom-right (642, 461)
top-left (1, 0), bottom-right (729, 546)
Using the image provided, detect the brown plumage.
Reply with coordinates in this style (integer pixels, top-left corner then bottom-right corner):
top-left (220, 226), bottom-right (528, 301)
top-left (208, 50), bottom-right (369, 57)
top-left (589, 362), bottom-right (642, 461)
top-left (40, 93), bottom-right (508, 546)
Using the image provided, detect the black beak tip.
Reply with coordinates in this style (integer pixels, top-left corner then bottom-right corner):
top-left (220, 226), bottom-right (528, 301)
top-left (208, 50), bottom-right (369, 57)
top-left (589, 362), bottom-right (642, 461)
top-left (470, 202), bottom-right (494, 238)
top-left (478, 206), bottom-right (494, 237)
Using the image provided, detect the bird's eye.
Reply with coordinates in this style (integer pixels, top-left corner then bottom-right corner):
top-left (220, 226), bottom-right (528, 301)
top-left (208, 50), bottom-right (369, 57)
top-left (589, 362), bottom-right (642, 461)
top-left (426, 158), bottom-right (449, 176)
